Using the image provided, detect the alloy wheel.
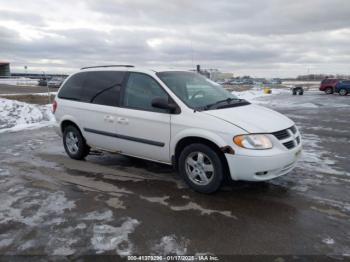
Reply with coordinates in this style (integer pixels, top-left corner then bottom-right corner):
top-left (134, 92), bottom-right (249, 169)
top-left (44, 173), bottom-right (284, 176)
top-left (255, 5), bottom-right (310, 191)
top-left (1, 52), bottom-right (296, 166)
top-left (65, 131), bottom-right (79, 154)
top-left (185, 151), bottom-right (214, 186)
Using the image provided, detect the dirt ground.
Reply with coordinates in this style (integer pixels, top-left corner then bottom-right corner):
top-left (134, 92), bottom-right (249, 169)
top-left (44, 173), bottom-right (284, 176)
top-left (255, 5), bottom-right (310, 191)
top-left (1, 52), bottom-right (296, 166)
top-left (0, 94), bottom-right (56, 105)
top-left (0, 83), bottom-right (58, 95)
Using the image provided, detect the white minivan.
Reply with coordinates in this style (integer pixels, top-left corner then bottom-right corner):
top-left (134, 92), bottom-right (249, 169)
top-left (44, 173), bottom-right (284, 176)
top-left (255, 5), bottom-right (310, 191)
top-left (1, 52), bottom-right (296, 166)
top-left (53, 65), bottom-right (302, 193)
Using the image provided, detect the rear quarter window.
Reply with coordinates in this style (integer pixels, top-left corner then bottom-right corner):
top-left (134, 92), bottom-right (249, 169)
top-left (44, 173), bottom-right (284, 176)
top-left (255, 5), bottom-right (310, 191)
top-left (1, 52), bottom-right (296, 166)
top-left (58, 73), bottom-right (86, 100)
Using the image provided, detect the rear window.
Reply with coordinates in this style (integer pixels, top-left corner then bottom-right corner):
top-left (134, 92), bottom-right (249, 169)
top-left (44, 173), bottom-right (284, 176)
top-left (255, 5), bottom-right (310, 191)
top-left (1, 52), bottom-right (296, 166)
top-left (58, 72), bottom-right (86, 100)
top-left (82, 71), bottom-right (125, 106)
top-left (322, 79), bottom-right (337, 84)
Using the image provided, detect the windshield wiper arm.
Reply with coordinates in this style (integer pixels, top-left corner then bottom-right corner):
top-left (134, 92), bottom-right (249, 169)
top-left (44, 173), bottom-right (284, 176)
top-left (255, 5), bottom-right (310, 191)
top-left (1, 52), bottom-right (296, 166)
top-left (203, 98), bottom-right (241, 110)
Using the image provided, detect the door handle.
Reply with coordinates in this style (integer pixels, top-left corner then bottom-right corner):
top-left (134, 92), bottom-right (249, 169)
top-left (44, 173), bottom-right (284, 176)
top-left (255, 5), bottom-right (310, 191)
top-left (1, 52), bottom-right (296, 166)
top-left (117, 117), bottom-right (129, 124)
top-left (104, 115), bottom-right (114, 123)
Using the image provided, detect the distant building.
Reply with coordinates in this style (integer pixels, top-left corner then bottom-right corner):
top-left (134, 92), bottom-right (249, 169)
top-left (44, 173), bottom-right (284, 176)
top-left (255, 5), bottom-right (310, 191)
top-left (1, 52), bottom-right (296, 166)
top-left (0, 62), bottom-right (11, 77)
top-left (194, 65), bottom-right (234, 81)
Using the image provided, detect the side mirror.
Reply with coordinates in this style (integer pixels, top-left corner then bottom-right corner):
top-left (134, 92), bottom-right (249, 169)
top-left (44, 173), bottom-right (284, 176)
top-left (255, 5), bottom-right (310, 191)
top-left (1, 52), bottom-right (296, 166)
top-left (151, 97), bottom-right (177, 112)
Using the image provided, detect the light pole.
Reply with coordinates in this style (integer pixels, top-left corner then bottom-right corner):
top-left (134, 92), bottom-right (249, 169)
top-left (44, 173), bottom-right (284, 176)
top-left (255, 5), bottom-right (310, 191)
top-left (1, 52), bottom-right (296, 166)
top-left (24, 65), bottom-right (28, 86)
top-left (43, 71), bottom-right (51, 104)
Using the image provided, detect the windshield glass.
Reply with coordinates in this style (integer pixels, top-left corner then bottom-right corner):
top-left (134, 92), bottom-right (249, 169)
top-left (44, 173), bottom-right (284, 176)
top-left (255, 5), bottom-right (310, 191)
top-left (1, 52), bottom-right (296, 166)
top-left (156, 71), bottom-right (240, 110)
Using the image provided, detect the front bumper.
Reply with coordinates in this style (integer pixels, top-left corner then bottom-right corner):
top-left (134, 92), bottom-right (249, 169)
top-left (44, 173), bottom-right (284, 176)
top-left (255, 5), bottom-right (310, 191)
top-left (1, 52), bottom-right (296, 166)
top-left (225, 145), bottom-right (302, 181)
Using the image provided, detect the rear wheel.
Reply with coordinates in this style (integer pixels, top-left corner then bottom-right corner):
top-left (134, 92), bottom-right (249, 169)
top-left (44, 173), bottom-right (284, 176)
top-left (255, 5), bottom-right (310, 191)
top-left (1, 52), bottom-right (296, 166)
top-left (63, 125), bottom-right (90, 160)
top-left (178, 143), bottom-right (223, 194)
top-left (325, 87), bottom-right (333, 94)
top-left (339, 88), bottom-right (348, 96)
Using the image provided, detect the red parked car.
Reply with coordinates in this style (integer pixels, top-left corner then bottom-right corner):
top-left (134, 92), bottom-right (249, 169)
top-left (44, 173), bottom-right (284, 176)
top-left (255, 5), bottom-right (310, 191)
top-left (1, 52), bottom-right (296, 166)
top-left (319, 78), bottom-right (340, 94)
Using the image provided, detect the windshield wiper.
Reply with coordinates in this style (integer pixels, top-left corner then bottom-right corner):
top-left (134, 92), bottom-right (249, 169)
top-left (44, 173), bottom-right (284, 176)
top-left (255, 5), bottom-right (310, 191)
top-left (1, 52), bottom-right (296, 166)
top-left (202, 98), bottom-right (242, 110)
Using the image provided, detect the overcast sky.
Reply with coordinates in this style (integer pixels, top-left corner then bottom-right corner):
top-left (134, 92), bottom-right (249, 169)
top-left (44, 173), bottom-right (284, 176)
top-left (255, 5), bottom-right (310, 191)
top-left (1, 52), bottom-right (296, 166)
top-left (0, 0), bottom-right (350, 77)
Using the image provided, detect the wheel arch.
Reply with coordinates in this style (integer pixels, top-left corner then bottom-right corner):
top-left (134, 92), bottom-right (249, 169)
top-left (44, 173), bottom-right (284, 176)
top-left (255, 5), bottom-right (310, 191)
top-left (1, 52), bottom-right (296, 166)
top-left (61, 119), bottom-right (81, 133)
top-left (173, 135), bottom-right (233, 181)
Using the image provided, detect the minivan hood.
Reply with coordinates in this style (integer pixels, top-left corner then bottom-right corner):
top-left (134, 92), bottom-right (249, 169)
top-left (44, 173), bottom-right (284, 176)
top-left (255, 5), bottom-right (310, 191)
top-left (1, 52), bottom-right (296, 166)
top-left (203, 104), bottom-right (294, 133)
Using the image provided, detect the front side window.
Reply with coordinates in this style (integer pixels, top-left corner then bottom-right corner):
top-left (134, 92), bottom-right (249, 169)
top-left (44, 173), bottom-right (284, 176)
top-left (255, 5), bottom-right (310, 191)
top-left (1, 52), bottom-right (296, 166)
top-left (156, 71), bottom-right (245, 110)
top-left (123, 72), bottom-right (169, 112)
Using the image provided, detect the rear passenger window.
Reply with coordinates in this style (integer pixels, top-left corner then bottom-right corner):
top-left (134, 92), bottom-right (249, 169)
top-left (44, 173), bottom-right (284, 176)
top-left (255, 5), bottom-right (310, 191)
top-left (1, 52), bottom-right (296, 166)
top-left (58, 73), bottom-right (86, 100)
top-left (82, 71), bottom-right (125, 106)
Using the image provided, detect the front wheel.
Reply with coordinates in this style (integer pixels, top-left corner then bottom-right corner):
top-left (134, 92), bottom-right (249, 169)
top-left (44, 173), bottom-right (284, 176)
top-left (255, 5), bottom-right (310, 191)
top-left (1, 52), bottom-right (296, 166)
top-left (339, 89), bottom-right (348, 96)
top-left (178, 144), bottom-right (224, 194)
top-left (63, 125), bottom-right (90, 160)
top-left (325, 87), bottom-right (333, 94)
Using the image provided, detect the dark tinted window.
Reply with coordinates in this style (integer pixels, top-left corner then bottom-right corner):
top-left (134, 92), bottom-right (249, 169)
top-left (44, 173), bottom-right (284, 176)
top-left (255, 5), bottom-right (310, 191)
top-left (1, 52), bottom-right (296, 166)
top-left (82, 71), bottom-right (125, 106)
top-left (123, 73), bottom-right (169, 112)
top-left (58, 73), bottom-right (86, 100)
top-left (342, 81), bottom-right (350, 85)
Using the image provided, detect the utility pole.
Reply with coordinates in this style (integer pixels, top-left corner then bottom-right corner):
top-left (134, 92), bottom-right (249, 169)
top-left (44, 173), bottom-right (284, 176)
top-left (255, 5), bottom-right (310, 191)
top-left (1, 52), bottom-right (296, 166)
top-left (24, 65), bottom-right (28, 86)
top-left (44, 71), bottom-right (51, 104)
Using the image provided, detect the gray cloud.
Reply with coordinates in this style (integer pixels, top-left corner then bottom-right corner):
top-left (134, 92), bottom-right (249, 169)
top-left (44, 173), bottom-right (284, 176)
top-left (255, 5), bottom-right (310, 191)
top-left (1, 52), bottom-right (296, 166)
top-left (0, 0), bottom-right (350, 77)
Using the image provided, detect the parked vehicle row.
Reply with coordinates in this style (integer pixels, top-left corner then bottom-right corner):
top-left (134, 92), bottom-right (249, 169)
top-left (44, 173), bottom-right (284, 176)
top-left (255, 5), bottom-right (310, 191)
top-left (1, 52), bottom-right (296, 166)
top-left (319, 78), bottom-right (349, 96)
top-left (38, 77), bottom-right (65, 88)
top-left (53, 65), bottom-right (302, 193)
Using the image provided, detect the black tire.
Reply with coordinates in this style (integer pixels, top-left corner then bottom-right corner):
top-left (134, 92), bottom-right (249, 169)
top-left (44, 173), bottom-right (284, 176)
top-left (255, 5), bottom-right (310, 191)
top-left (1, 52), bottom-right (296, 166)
top-left (63, 125), bottom-right (90, 160)
top-left (178, 143), bottom-right (224, 194)
top-left (292, 91), bottom-right (297, 95)
top-left (299, 91), bottom-right (304, 95)
top-left (339, 89), bottom-right (348, 96)
top-left (325, 87), bottom-right (333, 94)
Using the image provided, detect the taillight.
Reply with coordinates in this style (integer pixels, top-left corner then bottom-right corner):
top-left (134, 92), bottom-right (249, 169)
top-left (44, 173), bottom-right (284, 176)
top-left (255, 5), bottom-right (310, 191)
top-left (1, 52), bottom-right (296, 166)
top-left (52, 100), bottom-right (57, 113)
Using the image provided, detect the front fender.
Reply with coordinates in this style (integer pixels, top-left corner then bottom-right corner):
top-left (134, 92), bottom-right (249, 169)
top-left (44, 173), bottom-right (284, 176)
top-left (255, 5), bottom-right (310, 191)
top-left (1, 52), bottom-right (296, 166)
top-left (170, 128), bottom-right (230, 156)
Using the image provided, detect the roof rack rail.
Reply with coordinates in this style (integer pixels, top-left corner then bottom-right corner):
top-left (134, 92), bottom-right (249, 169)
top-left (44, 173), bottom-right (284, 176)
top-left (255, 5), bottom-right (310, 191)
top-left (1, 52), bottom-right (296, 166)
top-left (81, 65), bottom-right (134, 70)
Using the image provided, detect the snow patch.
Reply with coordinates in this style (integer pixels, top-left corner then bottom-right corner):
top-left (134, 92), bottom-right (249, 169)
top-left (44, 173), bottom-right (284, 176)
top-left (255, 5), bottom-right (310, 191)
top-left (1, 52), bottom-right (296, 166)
top-left (83, 210), bottom-right (113, 221)
top-left (140, 196), bottom-right (236, 218)
top-left (91, 218), bottom-right (140, 256)
top-left (0, 188), bottom-right (75, 226)
top-left (322, 237), bottom-right (335, 245)
top-left (0, 78), bottom-right (38, 86)
top-left (153, 235), bottom-right (189, 256)
top-left (0, 238), bottom-right (13, 248)
top-left (170, 202), bottom-right (236, 219)
top-left (297, 133), bottom-right (350, 176)
top-left (232, 88), bottom-right (289, 103)
top-left (0, 98), bottom-right (55, 133)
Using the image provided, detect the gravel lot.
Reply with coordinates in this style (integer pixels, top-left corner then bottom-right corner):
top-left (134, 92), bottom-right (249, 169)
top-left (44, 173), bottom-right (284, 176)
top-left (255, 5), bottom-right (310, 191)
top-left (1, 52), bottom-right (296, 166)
top-left (0, 89), bottom-right (349, 260)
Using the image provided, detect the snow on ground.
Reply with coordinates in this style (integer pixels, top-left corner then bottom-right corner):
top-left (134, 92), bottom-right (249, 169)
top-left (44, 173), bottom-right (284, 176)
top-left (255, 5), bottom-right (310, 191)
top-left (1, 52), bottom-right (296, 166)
top-left (152, 235), bottom-right (189, 256)
top-left (232, 88), bottom-right (289, 102)
top-left (1, 92), bottom-right (58, 96)
top-left (0, 78), bottom-right (38, 86)
top-left (0, 98), bottom-right (55, 133)
top-left (91, 218), bottom-right (140, 256)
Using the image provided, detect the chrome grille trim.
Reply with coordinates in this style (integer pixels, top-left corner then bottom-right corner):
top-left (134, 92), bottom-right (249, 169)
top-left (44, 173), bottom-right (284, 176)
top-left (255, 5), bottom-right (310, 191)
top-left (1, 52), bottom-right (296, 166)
top-left (272, 125), bottom-right (300, 150)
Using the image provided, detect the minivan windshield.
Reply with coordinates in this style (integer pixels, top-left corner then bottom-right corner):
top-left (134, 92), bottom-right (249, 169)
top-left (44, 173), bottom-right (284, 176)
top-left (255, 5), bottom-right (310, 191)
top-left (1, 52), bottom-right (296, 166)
top-left (156, 71), bottom-right (249, 110)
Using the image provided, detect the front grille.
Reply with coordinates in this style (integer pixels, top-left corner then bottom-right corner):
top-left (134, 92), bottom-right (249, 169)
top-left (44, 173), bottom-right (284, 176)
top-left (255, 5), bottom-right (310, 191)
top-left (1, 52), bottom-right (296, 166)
top-left (272, 129), bottom-right (290, 140)
top-left (272, 125), bottom-right (300, 150)
top-left (291, 126), bottom-right (297, 134)
top-left (283, 140), bottom-right (296, 149)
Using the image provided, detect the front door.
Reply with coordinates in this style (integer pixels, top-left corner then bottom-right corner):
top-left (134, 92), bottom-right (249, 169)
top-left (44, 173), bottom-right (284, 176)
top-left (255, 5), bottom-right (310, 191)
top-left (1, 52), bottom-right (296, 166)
top-left (116, 72), bottom-right (171, 163)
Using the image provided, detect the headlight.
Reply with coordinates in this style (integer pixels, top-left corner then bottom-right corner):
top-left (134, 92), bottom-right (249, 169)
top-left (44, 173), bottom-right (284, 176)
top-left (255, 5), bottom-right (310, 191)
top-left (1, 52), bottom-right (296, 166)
top-left (233, 134), bottom-right (273, 150)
